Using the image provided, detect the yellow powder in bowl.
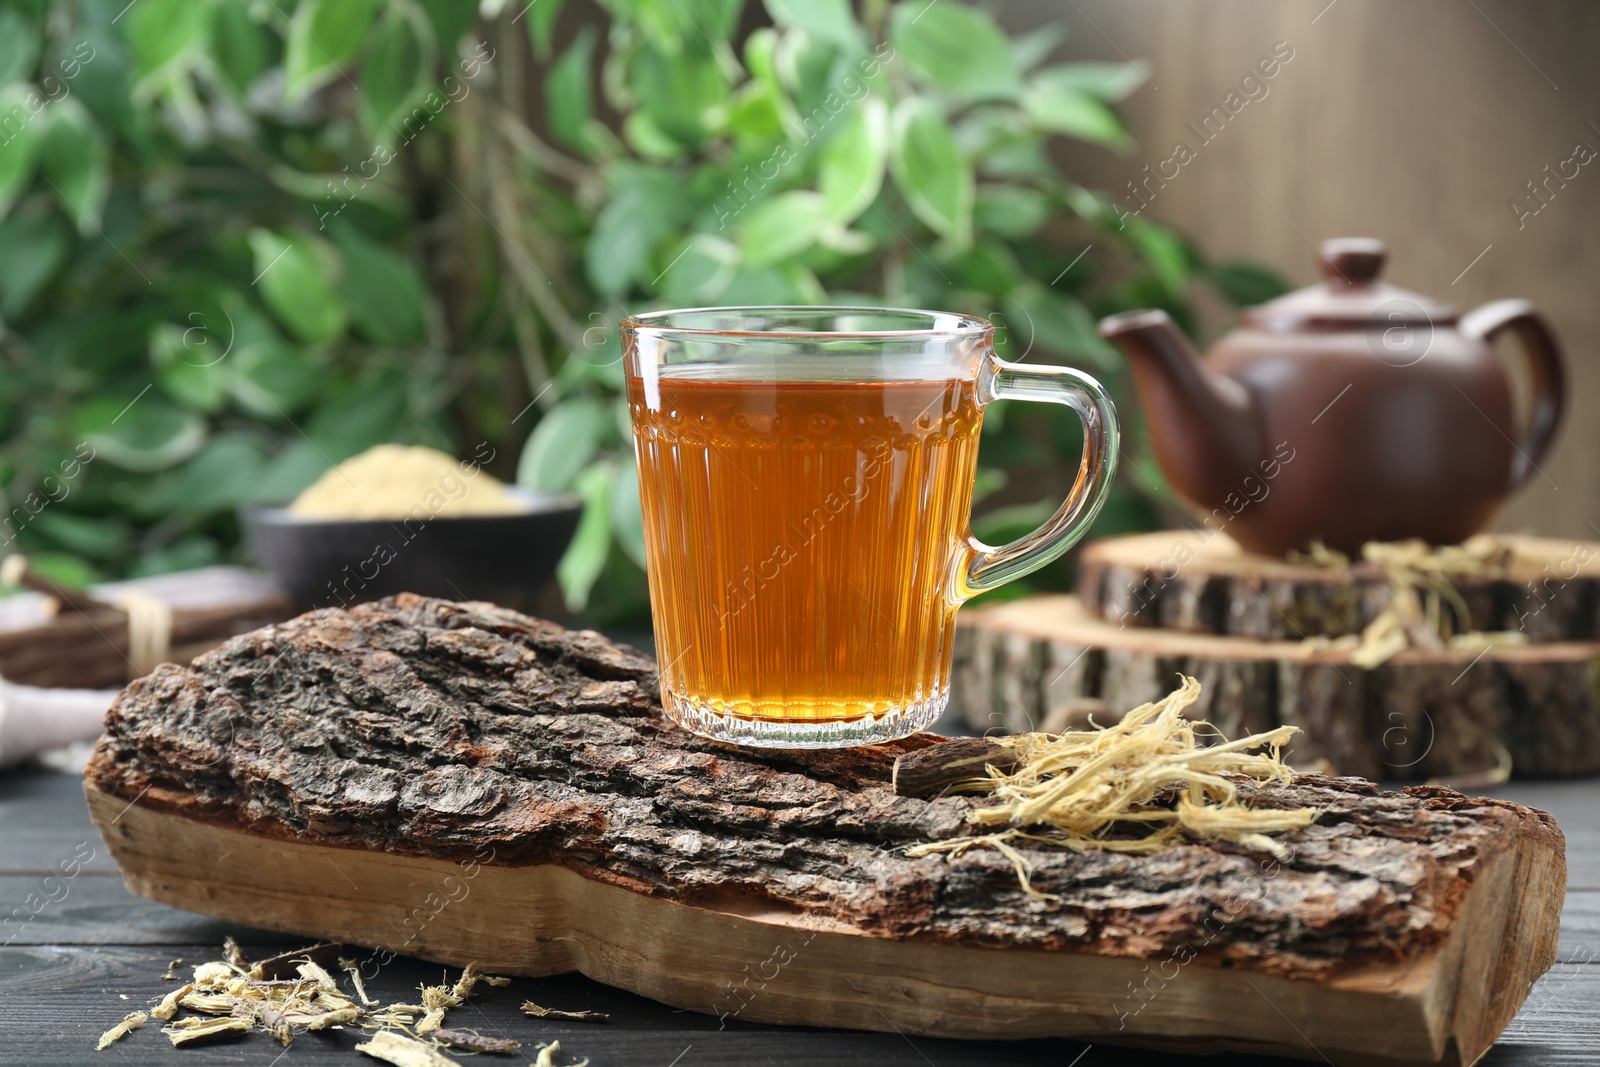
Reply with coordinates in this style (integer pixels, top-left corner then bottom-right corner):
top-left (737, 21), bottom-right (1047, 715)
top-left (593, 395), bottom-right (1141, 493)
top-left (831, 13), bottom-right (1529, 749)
top-left (287, 445), bottom-right (526, 520)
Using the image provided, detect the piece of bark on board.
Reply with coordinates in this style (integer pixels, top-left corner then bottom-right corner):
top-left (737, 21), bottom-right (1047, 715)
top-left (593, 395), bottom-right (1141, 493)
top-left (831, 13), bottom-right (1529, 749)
top-left (1078, 531), bottom-right (1600, 642)
top-left (951, 595), bottom-right (1600, 780)
top-left (86, 594), bottom-right (1564, 1065)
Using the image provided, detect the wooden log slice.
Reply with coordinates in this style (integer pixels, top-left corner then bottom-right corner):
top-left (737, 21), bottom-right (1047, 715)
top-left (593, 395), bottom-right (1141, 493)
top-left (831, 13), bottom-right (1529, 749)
top-left (952, 595), bottom-right (1600, 780)
top-left (85, 595), bottom-right (1567, 1065)
top-left (1077, 531), bottom-right (1600, 642)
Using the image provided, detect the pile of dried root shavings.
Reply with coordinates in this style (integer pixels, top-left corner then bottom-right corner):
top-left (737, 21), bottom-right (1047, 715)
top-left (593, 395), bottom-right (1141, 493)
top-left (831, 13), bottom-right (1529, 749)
top-left (907, 676), bottom-right (1319, 900)
top-left (1295, 536), bottom-right (1528, 669)
top-left (94, 937), bottom-right (601, 1065)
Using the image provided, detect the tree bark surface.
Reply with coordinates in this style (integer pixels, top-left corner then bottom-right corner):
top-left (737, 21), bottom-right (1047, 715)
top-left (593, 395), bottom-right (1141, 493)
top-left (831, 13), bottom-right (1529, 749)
top-left (85, 594), bottom-right (1566, 987)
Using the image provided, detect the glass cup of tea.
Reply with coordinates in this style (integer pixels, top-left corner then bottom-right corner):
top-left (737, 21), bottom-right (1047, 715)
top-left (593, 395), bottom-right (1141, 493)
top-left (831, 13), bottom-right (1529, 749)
top-left (622, 306), bottom-right (1119, 748)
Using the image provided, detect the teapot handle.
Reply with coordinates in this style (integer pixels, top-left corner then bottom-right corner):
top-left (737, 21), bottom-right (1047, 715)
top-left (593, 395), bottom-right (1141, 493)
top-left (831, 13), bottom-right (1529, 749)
top-left (1460, 299), bottom-right (1566, 493)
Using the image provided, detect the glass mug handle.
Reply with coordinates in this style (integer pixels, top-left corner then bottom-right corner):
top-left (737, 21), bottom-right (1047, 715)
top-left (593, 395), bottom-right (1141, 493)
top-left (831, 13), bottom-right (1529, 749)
top-left (959, 355), bottom-right (1121, 598)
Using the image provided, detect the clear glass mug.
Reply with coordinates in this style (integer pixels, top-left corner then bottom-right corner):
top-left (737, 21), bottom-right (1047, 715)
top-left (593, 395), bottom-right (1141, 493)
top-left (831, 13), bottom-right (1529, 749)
top-left (622, 307), bottom-right (1119, 748)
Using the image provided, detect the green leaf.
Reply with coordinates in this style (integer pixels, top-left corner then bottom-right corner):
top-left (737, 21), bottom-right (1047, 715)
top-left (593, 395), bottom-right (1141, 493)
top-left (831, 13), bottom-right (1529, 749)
top-left (1088, 480), bottom-right (1161, 540)
top-left (0, 209), bottom-right (68, 317)
top-left (955, 104), bottom-right (1053, 181)
top-left (1003, 284), bottom-right (1118, 370)
top-left (974, 184), bottom-right (1049, 238)
top-left (126, 535), bottom-right (221, 578)
top-left (151, 322), bottom-right (227, 413)
top-left (1033, 61), bottom-right (1149, 103)
top-left (518, 398), bottom-right (609, 492)
top-left (655, 233), bottom-right (740, 303)
top-left (723, 81), bottom-right (784, 141)
top-left (557, 461), bottom-right (615, 613)
top-left (547, 24), bottom-right (595, 152)
top-left (126, 0), bottom-right (211, 77)
top-left (1023, 83), bottom-right (1130, 150)
top-left (0, 83), bottom-right (43, 216)
top-left (739, 190), bottom-right (827, 267)
top-left (525, 0), bottom-right (566, 58)
top-left (774, 28), bottom-right (837, 115)
top-left (24, 552), bottom-right (96, 590)
top-left (610, 456), bottom-right (647, 569)
top-left (1009, 25), bottom-right (1062, 73)
top-left (763, 0), bottom-right (863, 52)
top-left (586, 165), bottom-right (691, 296)
top-left (971, 466), bottom-right (1007, 504)
top-left (1209, 258), bottom-right (1291, 307)
top-left (888, 1), bottom-right (1020, 102)
top-left (632, 0), bottom-right (740, 53)
top-left (300, 372), bottom-right (408, 460)
top-left (247, 229), bottom-right (346, 344)
top-left (744, 27), bottom-right (780, 87)
top-left (972, 498), bottom-right (1058, 547)
top-left (285, 0), bottom-right (378, 104)
top-left (622, 111), bottom-right (684, 161)
top-left (72, 395), bottom-right (206, 473)
top-left (418, 0), bottom-right (476, 51)
top-left (718, 263), bottom-right (820, 304)
top-left (144, 435), bottom-right (269, 515)
top-left (40, 99), bottom-right (110, 233)
top-left (1128, 219), bottom-right (1188, 296)
top-left (361, 11), bottom-right (428, 146)
top-left (332, 224), bottom-right (428, 345)
top-left (250, 375), bottom-right (408, 502)
top-left (251, 442), bottom-right (333, 503)
top-left (29, 510), bottom-right (127, 561)
top-left (229, 342), bottom-right (322, 419)
top-left (0, 11), bottom-right (41, 85)
top-left (635, 43), bottom-right (727, 147)
top-left (818, 96), bottom-right (887, 224)
top-left (209, 2), bottom-right (273, 95)
top-left (888, 97), bottom-right (973, 242)
top-left (952, 239), bottom-right (1021, 298)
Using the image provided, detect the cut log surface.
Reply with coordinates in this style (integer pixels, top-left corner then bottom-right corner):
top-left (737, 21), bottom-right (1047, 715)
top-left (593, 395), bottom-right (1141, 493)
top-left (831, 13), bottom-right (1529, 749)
top-left (86, 595), bottom-right (1568, 1065)
top-left (953, 595), bottom-right (1600, 780)
top-left (1078, 531), bottom-right (1600, 641)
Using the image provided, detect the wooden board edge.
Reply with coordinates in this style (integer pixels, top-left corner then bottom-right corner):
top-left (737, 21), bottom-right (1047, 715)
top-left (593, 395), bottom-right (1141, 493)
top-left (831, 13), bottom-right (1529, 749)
top-left (1440, 818), bottom-right (1568, 1065)
top-left (84, 782), bottom-right (1560, 1065)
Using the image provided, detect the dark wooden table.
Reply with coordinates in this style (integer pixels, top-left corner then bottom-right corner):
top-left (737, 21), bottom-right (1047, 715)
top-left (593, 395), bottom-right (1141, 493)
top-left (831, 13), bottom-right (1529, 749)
top-left (2, 768), bottom-right (1595, 1066)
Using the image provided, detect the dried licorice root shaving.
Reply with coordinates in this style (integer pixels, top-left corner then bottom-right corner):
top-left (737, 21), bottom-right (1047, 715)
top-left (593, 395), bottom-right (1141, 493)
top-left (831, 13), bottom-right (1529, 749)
top-left (356, 1030), bottom-right (457, 1067)
top-left (96, 1010), bottom-right (147, 1050)
top-left (521, 1000), bottom-right (611, 1024)
top-left (903, 676), bottom-right (1319, 899)
top-left (94, 939), bottom-right (555, 1061)
top-left (1295, 537), bottom-right (1529, 668)
top-left (533, 1039), bottom-right (589, 1067)
top-left (431, 1028), bottom-right (521, 1053)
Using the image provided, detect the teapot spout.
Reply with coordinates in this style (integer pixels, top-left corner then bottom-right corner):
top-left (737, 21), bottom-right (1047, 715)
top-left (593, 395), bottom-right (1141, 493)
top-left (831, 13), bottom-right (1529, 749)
top-left (1098, 309), bottom-right (1266, 514)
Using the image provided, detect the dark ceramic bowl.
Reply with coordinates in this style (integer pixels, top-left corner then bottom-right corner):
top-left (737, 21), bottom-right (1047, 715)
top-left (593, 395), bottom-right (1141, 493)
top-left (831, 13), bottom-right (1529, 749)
top-left (241, 488), bottom-right (583, 609)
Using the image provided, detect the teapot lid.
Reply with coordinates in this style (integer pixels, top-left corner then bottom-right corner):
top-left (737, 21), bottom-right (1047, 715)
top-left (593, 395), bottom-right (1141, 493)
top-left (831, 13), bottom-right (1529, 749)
top-left (1242, 238), bottom-right (1458, 331)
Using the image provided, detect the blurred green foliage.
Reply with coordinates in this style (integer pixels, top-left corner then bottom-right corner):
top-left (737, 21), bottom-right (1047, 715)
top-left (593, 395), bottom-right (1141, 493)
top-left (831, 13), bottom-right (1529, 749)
top-left (0, 0), bottom-right (1285, 620)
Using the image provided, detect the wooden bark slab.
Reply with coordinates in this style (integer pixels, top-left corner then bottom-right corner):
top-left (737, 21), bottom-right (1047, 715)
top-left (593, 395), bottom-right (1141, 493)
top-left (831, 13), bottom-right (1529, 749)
top-left (1078, 531), bottom-right (1600, 641)
top-left (85, 595), bottom-right (1567, 1065)
top-left (952, 595), bottom-right (1600, 780)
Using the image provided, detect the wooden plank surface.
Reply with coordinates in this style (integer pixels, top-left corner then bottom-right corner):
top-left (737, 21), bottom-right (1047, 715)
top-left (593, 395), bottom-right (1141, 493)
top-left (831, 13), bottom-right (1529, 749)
top-left (3, 765), bottom-right (1598, 1065)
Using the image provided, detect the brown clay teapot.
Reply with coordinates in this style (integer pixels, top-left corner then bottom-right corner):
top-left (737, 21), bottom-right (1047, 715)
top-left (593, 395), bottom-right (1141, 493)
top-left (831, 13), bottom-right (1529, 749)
top-left (1098, 238), bottom-right (1565, 557)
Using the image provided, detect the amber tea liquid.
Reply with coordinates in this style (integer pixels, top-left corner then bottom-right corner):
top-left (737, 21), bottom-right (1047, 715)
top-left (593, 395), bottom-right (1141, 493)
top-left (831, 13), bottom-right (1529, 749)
top-left (628, 369), bottom-right (983, 735)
